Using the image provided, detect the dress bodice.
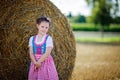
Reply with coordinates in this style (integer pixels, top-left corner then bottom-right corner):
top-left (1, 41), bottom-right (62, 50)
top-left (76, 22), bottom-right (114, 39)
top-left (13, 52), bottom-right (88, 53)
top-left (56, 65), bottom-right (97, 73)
top-left (32, 34), bottom-right (49, 54)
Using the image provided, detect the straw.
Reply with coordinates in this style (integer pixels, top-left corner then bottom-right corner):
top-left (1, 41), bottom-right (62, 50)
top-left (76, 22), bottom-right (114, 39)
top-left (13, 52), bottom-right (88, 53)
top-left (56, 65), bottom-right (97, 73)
top-left (0, 0), bottom-right (76, 80)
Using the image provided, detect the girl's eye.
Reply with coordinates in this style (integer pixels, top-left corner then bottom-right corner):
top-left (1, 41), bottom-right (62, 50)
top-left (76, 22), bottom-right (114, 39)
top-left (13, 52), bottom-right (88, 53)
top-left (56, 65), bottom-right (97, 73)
top-left (46, 27), bottom-right (48, 29)
top-left (41, 26), bottom-right (44, 28)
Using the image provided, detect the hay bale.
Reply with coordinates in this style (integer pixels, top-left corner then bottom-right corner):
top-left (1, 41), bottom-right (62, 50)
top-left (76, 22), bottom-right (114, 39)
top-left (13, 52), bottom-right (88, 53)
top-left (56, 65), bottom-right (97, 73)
top-left (0, 0), bottom-right (76, 80)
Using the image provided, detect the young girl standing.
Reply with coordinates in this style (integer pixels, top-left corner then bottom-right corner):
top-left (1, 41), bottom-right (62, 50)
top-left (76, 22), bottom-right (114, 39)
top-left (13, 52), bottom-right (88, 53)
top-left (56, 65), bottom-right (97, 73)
top-left (28, 16), bottom-right (59, 80)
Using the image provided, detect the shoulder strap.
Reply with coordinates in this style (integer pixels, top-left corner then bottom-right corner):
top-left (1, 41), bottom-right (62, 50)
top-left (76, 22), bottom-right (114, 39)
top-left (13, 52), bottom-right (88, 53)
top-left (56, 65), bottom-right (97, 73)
top-left (45, 34), bottom-right (49, 43)
top-left (32, 36), bottom-right (36, 47)
top-left (32, 35), bottom-right (36, 54)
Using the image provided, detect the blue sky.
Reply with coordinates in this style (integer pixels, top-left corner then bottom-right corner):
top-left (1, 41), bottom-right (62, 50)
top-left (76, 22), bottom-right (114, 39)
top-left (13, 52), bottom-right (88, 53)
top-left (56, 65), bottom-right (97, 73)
top-left (50, 0), bottom-right (92, 16)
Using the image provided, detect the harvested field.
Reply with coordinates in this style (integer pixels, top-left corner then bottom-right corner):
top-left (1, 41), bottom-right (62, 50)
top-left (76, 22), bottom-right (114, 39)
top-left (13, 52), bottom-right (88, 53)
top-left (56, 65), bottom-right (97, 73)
top-left (71, 43), bottom-right (120, 80)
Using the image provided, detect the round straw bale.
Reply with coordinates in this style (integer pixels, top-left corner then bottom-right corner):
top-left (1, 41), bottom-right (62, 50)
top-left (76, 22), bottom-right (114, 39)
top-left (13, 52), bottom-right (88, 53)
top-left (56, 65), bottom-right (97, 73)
top-left (0, 0), bottom-right (76, 80)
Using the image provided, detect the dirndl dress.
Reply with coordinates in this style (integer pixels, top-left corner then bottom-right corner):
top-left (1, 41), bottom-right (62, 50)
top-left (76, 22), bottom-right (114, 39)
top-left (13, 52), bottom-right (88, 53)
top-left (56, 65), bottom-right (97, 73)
top-left (28, 34), bottom-right (59, 80)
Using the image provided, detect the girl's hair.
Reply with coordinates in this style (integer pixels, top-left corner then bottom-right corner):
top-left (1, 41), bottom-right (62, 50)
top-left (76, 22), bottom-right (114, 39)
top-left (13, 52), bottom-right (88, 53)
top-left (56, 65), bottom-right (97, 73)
top-left (36, 16), bottom-right (51, 25)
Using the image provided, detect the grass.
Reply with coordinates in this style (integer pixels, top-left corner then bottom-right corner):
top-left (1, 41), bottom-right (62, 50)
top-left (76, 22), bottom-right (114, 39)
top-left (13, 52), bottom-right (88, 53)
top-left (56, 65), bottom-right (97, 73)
top-left (71, 43), bottom-right (120, 80)
top-left (70, 23), bottom-right (98, 31)
top-left (75, 37), bottom-right (120, 43)
top-left (70, 23), bottom-right (120, 32)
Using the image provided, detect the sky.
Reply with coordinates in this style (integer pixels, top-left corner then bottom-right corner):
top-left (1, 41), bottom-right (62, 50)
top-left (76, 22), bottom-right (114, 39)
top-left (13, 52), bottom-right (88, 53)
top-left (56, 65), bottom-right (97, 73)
top-left (50, 0), bottom-right (92, 16)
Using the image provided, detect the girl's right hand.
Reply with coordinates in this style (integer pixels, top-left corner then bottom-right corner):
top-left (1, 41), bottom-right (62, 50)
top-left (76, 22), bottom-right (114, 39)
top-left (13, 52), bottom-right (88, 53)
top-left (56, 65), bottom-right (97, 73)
top-left (34, 62), bottom-right (41, 69)
top-left (34, 66), bottom-right (37, 71)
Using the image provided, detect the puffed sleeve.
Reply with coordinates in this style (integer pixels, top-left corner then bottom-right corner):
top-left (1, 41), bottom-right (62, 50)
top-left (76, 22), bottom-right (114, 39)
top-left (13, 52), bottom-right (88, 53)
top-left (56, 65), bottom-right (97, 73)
top-left (46, 36), bottom-right (53, 48)
top-left (28, 36), bottom-right (33, 47)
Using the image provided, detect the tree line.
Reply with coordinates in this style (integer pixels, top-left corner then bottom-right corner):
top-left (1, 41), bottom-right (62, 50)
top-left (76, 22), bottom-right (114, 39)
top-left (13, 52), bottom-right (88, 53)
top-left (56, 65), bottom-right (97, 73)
top-left (67, 0), bottom-right (120, 25)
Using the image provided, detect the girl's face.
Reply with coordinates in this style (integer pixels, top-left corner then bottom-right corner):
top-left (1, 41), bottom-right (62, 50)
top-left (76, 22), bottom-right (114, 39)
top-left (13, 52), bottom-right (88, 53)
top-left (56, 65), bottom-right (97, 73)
top-left (37, 21), bottom-right (50, 35)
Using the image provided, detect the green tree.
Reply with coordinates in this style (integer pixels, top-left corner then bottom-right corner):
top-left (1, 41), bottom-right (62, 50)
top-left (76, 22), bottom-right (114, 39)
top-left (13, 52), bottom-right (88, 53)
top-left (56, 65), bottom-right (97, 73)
top-left (86, 0), bottom-right (119, 17)
top-left (112, 17), bottom-right (120, 24)
top-left (67, 12), bottom-right (73, 18)
top-left (110, 0), bottom-right (119, 17)
top-left (86, 0), bottom-right (120, 23)
top-left (86, 0), bottom-right (116, 37)
top-left (73, 15), bottom-right (86, 23)
top-left (86, 0), bottom-right (112, 26)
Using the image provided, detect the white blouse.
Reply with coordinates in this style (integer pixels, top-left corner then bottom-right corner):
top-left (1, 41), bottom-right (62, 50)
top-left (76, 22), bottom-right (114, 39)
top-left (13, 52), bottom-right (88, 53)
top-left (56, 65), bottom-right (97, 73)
top-left (28, 34), bottom-right (53, 48)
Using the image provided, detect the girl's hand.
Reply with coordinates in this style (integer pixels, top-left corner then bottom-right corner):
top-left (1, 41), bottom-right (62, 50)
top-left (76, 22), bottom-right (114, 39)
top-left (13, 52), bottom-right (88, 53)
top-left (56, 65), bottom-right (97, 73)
top-left (36, 62), bottom-right (42, 68)
top-left (34, 62), bottom-right (42, 71)
top-left (34, 66), bottom-right (37, 71)
top-left (34, 62), bottom-right (38, 71)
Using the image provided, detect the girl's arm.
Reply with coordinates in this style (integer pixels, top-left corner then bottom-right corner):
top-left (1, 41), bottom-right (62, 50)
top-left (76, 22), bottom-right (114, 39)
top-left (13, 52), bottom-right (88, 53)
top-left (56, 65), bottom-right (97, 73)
top-left (37, 47), bottom-right (52, 63)
top-left (29, 46), bottom-right (37, 64)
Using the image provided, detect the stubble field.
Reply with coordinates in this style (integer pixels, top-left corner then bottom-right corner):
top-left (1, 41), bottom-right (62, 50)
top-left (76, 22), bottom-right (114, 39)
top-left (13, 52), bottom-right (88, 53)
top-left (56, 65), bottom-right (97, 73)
top-left (71, 43), bottom-right (120, 80)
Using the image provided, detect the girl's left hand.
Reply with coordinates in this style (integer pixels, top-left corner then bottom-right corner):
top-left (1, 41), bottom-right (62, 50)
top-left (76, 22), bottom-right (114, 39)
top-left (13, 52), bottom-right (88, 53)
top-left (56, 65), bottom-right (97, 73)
top-left (34, 62), bottom-right (41, 71)
top-left (35, 62), bottom-right (41, 68)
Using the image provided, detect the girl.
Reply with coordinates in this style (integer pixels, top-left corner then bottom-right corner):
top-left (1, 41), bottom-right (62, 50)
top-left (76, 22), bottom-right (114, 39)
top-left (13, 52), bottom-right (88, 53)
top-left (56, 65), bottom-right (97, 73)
top-left (28, 16), bottom-right (59, 80)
